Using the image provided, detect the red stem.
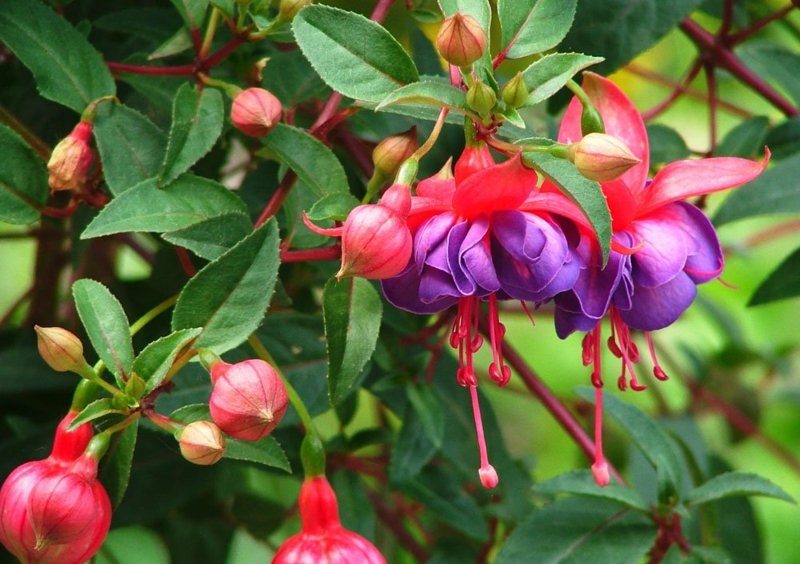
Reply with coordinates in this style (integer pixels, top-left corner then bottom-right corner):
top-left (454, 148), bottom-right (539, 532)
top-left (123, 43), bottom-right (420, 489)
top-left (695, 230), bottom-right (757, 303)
top-left (365, 489), bottom-right (429, 562)
top-left (641, 60), bottom-right (704, 121)
top-left (107, 62), bottom-right (195, 76)
top-left (176, 247), bottom-right (197, 277)
top-left (279, 246), bottom-right (341, 263)
top-left (369, 0), bottom-right (396, 23)
top-left (728, 4), bottom-right (796, 45)
top-left (704, 62), bottom-right (718, 154)
top-left (255, 170), bottom-right (298, 228)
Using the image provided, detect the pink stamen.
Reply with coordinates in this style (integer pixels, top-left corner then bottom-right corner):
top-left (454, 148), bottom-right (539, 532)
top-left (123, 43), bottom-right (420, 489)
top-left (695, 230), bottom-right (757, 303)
top-left (469, 384), bottom-right (498, 489)
top-left (645, 332), bottom-right (669, 381)
top-left (716, 276), bottom-right (737, 290)
top-left (452, 298), bottom-right (478, 387)
top-left (608, 308), bottom-right (646, 392)
top-left (487, 294), bottom-right (510, 386)
top-left (591, 385), bottom-right (610, 487)
top-left (684, 256), bottom-right (724, 280)
top-left (589, 327), bottom-right (603, 388)
top-left (519, 301), bottom-right (536, 327)
top-left (611, 237), bottom-right (644, 255)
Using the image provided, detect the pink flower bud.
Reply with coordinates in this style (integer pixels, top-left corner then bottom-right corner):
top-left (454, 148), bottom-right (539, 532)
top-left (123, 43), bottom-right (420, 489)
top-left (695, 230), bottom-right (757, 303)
top-left (337, 202), bottom-right (412, 280)
top-left (273, 475), bottom-right (385, 564)
top-left (178, 421), bottom-right (226, 465)
top-left (231, 87), bottom-right (283, 137)
top-left (566, 133), bottom-right (641, 183)
top-left (34, 326), bottom-right (87, 373)
top-left (372, 127), bottom-right (418, 178)
top-left (436, 13), bottom-right (486, 67)
top-left (209, 359), bottom-right (288, 441)
top-left (377, 183), bottom-right (411, 218)
top-left (46, 121), bottom-right (93, 192)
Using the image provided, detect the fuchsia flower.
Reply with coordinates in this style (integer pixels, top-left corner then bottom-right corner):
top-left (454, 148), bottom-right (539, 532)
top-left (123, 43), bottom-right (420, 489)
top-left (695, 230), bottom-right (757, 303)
top-left (272, 475), bottom-right (385, 564)
top-left (550, 73), bottom-right (769, 485)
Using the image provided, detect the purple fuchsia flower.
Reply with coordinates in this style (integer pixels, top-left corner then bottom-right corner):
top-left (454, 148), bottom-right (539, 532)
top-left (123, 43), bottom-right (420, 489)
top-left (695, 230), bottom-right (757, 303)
top-left (382, 143), bottom-right (587, 488)
top-left (549, 73), bottom-right (769, 485)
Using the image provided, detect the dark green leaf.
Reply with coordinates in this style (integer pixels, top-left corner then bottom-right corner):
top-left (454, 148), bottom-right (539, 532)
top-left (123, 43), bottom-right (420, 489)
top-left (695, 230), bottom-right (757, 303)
top-left (332, 471), bottom-right (377, 540)
top-left (520, 53), bottom-right (604, 107)
top-left (148, 27), bottom-right (194, 61)
top-left (534, 469), bottom-right (650, 512)
top-left (159, 84), bottom-right (224, 185)
top-left (739, 43), bottom-right (800, 105)
top-left (685, 471), bottom-right (795, 506)
top-left (376, 81), bottom-right (469, 113)
top-left (388, 407), bottom-right (438, 484)
top-left (93, 103), bottom-right (167, 196)
top-left (81, 175), bottom-right (247, 238)
top-left (305, 192), bottom-right (360, 222)
top-left (169, 0), bottom-right (208, 29)
top-left (161, 212), bottom-right (253, 260)
top-left (133, 328), bottom-right (202, 394)
top-left (323, 278), bottom-right (382, 405)
top-left (0, 0), bottom-right (115, 112)
top-left (749, 246), bottom-right (800, 306)
top-left (716, 116), bottom-right (769, 158)
top-left (406, 384), bottom-right (445, 448)
top-left (0, 124), bottom-right (48, 224)
top-left (172, 220), bottom-right (281, 353)
top-left (100, 420), bottom-right (139, 508)
top-left (210, 0), bottom-right (235, 19)
top-left (496, 498), bottom-right (657, 563)
top-left (764, 116), bottom-right (800, 160)
top-left (404, 475), bottom-right (488, 541)
top-left (522, 152), bottom-right (611, 263)
top-left (72, 279), bottom-right (134, 385)
top-left (95, 526), bottom-right (169, 564)
top-left (262, 50), bottom-right (328, 106)
top-left (261, 123), bottom-right (349, 198)
top-left (293, 5), bottom-right (419, 103)
top-left (713, 152), bottom-right (800, 225)
top-left (498, 0), bottom-right (577, 59)
top-left (70, 398), bottom-right (125, 427)
top-left (647, 124), bottom-right (690, 166)
top-left (0, 347), bottom-right (75, 394)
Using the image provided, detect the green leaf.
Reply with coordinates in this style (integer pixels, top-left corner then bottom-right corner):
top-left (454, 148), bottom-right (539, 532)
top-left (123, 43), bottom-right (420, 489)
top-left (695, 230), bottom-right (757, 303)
top-left (406, 384), bottom-right (445, 448)
top-left (684, 472), bottom-right (795, 506)
top-left (159, 83), bottom-right (224, 185)
top-left (438, 0), bottom-right (491, 35)
top-left (70, 398), bottom-right (125, 427)
top-left (765, 116), bottom-right (800, 160)
top-left (172, 220), bottom-right (281, 353)
top-left (161, 212), bottom-right (253, 260)
top-left (0, 0), bottom-right (115, 112)
top-left (306, 192), bottom-right (360, 222)
top-left (72, 279), bottom-right (134, 385)
top-left (646, 124), bottom-right (690, 166)
top-left (388, 407), bottom-right (438, 484)
top-left (93, 103), bottom-right (167, 196)
top-left (376, 81), bottom-right (469, 113)
top-left (534, 469), bottom-right (650, 512)
top-left (261, 123), bottom-right (349, 199)
top-left (0, 124), bottom-right (48, 224)
top-left (133, 328), bottom-right (202, 394)
top-left (713, 152), bottom-right (800, 225)
top-left (293, 5), bottom-right (419, 103)
top-left (169, 0), bottom-right (208, 29)
top-left (561, 0), bottom-right (704, 74)
top-left (496, 498), bottom-right (657, 563)
top-left (749, 246), bottom-right (800, 306)
top-left (716, 116), bottom-right (769, 158)
top-left (498, 0), bottom-right (577, 59)
top-left (95, 526), bottom-right (169, 564)
top-left (522, 152), bottom-right (611, 263)
top-left (520, 53), bottom-right (604, 107)
top-left (81, 175), bottom-right (247, 238)
top-left (99, 420), bottom-right (139, 508)
top-left (332, 471), bottom-right (376, 540)
top-left (577, 387), bottom-right (684, 493)
top-left (262, 50), bottom-right (328, 107)
top-left (323, 278), bottom-right (382, 405)
top-left (740, 43), bottom-right (800, 105)
top-left (404, 475), bottom-right (488, 541)
top-left (148, 27), bottom-right (194, 61)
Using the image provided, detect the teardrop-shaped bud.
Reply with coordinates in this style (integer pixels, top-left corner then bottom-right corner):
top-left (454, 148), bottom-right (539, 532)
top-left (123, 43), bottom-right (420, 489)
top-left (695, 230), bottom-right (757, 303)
top-left (34, 326), bottom-right (87, 373)
top-left (466, 80), bottom-right (497, 118)
top-left (47, 121), bottom-right (94, 193)
top-left (501, 72), bottom-right (529, 109)
top-left (337, 204), bottom-right (412, 280)
top-left (567, 133), bottom-right (641, 182)
top-left (231, 87), bottom-right (283, 137)
top-left (436, 13), bottom-right (486, 67)
top-left (372, 127), bottom-right (418, 179)
top-left (178, 421), bottom-right (226, 465)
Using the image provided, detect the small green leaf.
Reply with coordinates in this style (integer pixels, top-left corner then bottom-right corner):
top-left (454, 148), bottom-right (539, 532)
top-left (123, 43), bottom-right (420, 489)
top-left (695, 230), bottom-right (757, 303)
top-left (148, 27), bottom-right (194, 61)
top-left (261, 123), bottom-right (350, 199)
top-left (521, 53), bottom-right (604, 107)
top-left (404, 476), bottom-right (488, 541)
top-left (262, 50), bottom-right (328, 106)
top-left (684, 471), bottom-right (795, 506)
top-left (293, 5), bottom-right (419, 103)
top-left (93, 103), bottom-right (167, 196)
top-left (70, 398), bottom-right (124, 427)
top-left (172, 220), bottom-right (281, 353)
top-left (716, 116), bottom-right (769, 158)
top-left (332, 471), bottom-right (376, 540)
top-left (407, 384), bottom-right (445, 448)
top-left (646, 124), bottom-right (690, 166)
top-left (0, 0), bottom-right (115, 112)
top-left (133, 328), bottom-right (202, 394)
top-left (81, 175), bottom-right (247, 238)
top-left (522, 152), bottom-right (611, 264)
top-left (159, 83), bottom-right (224, 185)
top-left (99, 420), bottom-right (139, 508)
top-left (161, 212), bottom-right (253, 260)
top-left (376, 81), bottom-right (469, 113)
top-left (498, 0), bottom-right (578, 59)
top-left (323, 278), bottom-right (382, 405)
top-left (0, 124), bottom-right (48, 224)
top-left (388, 408), bottom-right (438, 484)
top-left (740, 43), bottom-right (800, 105)
top-left (749, 246), bottom-right (800, 306)
top-left (306, 192), bottom-right (360, 222)
top-left (169, 0), bottom-right (208, 29)
top-left (534, 469), bottom-right (650, 512)
top-left (765, 116), bottom-right (800, 160)
top-left (72, 279), bottom-right (134, 385)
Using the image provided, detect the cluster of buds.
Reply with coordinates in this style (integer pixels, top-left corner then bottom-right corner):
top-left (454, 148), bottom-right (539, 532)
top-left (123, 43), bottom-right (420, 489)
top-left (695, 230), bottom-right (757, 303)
top-left (565, 132), bottom-right (641, 182)
top-left (230, 87), bottom-right (283, 137)
top-left (0, 413), bottom-right (111, 564)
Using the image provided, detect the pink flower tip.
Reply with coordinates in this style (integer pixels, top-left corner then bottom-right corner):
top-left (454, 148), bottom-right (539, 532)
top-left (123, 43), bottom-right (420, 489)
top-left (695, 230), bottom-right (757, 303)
top-left (591, 460), bottom-right (610, 487)
top-left (231, 87), bottom-right (282, 137)
top-left (336, 203), bottom-right (412, 280)
top-left (479, 464), bottom-right (499, 489)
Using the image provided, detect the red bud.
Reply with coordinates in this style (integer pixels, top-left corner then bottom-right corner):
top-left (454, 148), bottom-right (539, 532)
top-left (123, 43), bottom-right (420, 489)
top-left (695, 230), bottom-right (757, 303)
top-left (46, 121), bottom-right (93, 193)
top-left (231, 87), bottom-right (282, 137)
top-left (337, 203), bottom-right (412, 280)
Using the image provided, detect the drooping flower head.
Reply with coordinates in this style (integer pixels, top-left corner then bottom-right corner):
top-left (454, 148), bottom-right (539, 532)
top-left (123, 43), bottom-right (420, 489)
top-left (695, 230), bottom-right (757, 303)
top-left (550, 73), bottom-right (769, 484)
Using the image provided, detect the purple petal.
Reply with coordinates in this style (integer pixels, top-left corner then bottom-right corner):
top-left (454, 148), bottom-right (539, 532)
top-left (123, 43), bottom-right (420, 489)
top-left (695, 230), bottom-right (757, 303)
top-left (675, 202), bottom-right (723, 283)
top-left (446, 216), bottom-right (500, 296)
top-left (620, 271), bottom-right (698, 331)
top-left (381, 263), bottom-right (458, 314)
top-left (414, 213), bottom-right (456, 273)
top-left (628, 213), bottom-right (689, 288)
top-left (554, 296), bottom-right (604, 338)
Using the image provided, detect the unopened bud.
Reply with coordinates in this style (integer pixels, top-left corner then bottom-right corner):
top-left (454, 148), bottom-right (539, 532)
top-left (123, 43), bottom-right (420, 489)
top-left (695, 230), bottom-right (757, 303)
top-left (581, 104), bottom-right (605, 135)
top-left (466, 81), bottom-right (496, 117)
top-left (436, 13), bottom-right (486, 67)
top-left (501, 72), bottom-right (528, 109)
top-left (178, 421), bottom-right (226, 465)
top-left (377, 182), bottom-right (411, 217)
top-left (35, 326), bottom-right (87, 373)
top-left (278, 0), bottom-right (312, 21)
top-left (231, 87), bottom-right (282, 137)
top-left (337, 202), bottom-right (412, 280)
top-left (372, 127), bottom-right (418, 178)
top-left (47, 121), bottom-right (93, 192)
top-left (566, 133), bottom-right (640, 182)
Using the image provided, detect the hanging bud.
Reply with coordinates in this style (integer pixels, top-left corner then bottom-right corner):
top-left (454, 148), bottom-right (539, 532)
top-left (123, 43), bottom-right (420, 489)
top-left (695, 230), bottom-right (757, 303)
top-left (209, 359), bottom-right (288, 441)
top-left (273, 475), bottom-right (385, 564)
top-left (501, 72), bottom-right (529, 109)
top-left (47, 121), bottom-right (94, 193)
top-left (372, 127), bottom-right (418, 179)
top-left (566, 133), bottom-right (641, 182)
top-left (178, 421), bottom-right (226, 465)
top-left (231, 87), bottom-right (283, 137)
top-left (34, 326), bottom-right (88, 374)
top-left (436, 13), bottom-right (486, 67)
top-left (466, 80), bottom-right (496, 118)
top-left (278, 0), bottom-right (312, 21)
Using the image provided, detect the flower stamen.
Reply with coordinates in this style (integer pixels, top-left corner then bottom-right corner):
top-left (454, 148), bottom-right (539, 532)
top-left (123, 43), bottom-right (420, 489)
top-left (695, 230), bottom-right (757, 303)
top-left (487, 294), bottom-right (510, 386)
top-left (469, 384), bottom-right (498, 489)
top-left (645, 332), bottom-right (669, 381)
